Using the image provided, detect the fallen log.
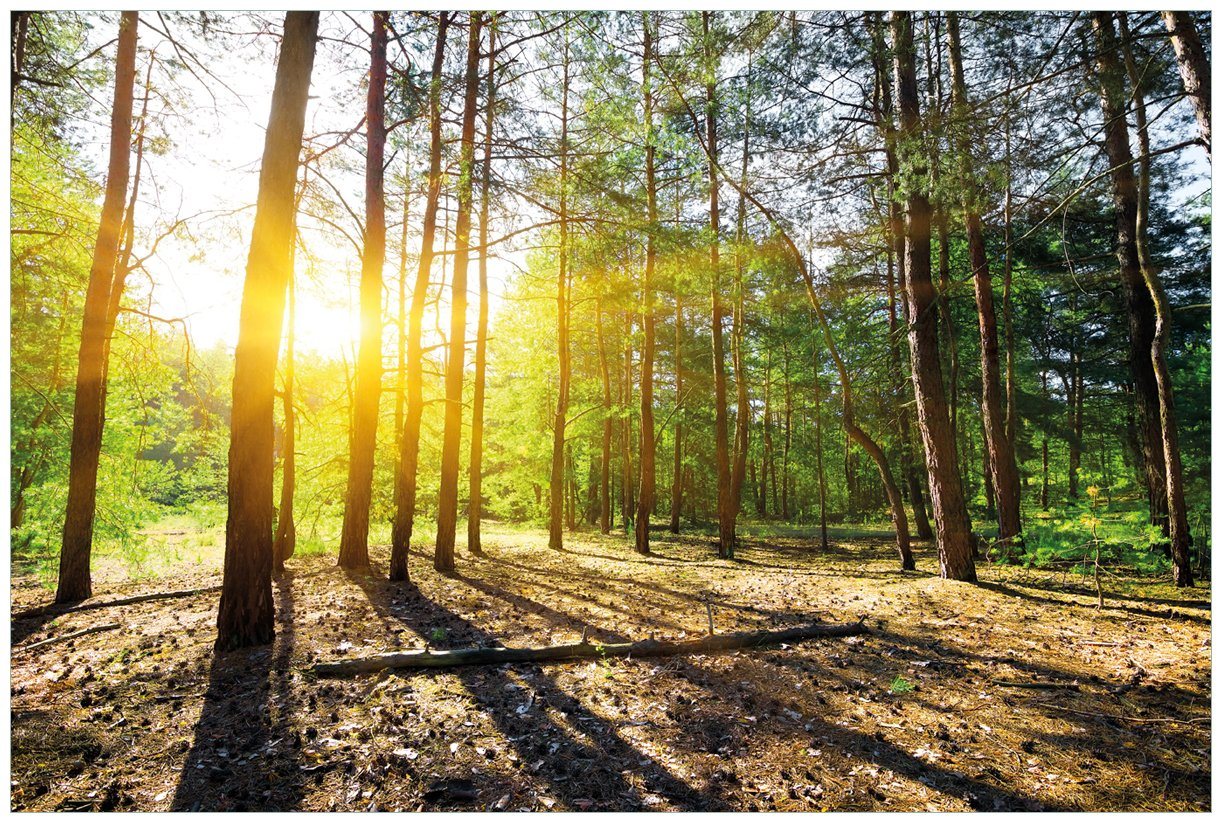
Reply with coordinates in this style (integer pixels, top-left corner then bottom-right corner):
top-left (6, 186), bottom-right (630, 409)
top-left (12, 585), bottom-right (222, 622)
top-left (15, 623), bottom-right (121, 654)
top-left (312, 620), bottom-right (867, 677)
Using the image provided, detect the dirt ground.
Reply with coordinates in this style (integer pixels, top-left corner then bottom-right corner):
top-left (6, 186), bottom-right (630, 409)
top-left (9, 524), bottom-right (1211, 811)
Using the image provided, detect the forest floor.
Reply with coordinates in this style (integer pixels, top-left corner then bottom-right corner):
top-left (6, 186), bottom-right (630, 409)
top-left (10, 522), bottom-right (1211, 811)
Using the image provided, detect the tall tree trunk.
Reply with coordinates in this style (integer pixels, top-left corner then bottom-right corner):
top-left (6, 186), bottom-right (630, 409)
top-left (621, 311), bottom-right (634, 531)
top-left (759, 355), bottom-right (772, 518)
top-left (874, 10), bottom-right (933, 541)
top-left (273, 234), bottom-right (298, 574)
top-left (670, 292), bottom-right (684, 534)
top-left (11, 11), bottom-right (30, 108)
top-left (434, 12), bottom-right (484, 572)
top-left (468, 16), bottom-right (496, 557)
top-left (812, 339), bottom-right (829, 551)
top-left (216, 11), bottom-right (318, 649)
top-left (704, 12), bottom-right (735, 559)
top-left (1161, 11), bottom-right (1211, 160)
top-left (731, 48), bottom-right (753, 530)
top-left (891, 10), bottom-right (975, 582)
top-left (56, 12), bottom-right (139, 605)
top-left (781, 346), bottom-right (792, 520)
top-left (338, 11), bottom-right (388, 571)
top-left (945, 11), bottom-right (1022, 547)
top-left (1040, 370), bottom-right (1050, 509)
top-left (1091, 11), bottom-right (1169, 536)
top-left (391, 13), bottom-right (449, 582)
top-left (596, 300), bottom-right (612, 534)
top-left (548, 28), bottom-right (572, 552)
top-left (1119, 13), bottom-right (1194, 586)
top-left (635, 12), bottom-right (658, 555)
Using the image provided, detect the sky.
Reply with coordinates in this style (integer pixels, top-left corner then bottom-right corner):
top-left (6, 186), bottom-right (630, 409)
top-left (88, 12), bottom-right (520, 360)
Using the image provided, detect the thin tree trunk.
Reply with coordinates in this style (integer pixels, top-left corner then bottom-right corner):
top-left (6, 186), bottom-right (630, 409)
top-left (467, 16), bottom-right (496, 557)
top-left (273, 235), bottom-right (298, 573)
top-left (1119, 13), bottom-right (1194, 587)
top-left (635, 12), bottom-right (657, 555)
top-left (812, 338), bottom-right (829, 551)
top-left (731, 48), bottom-right (753, 530)
top-left (595, 300), bottom-right (612, 534)
top-left (56, 12), bottom-right (138, 604)
top-left (670, 292), bottom-right (684, 533)
top-left (1161, 11), bottom-right (1211, 160)
top-left (621, 311), bottom-right (634, 532)
top-left (338, 11), bottom-right (388, 571)
top-left (1040, 370), bottom-right (1050, 510)
top-left (1091, 12), bottom-right (1169, 535)
top-left (390, 13), bottom-right (449, 582)
top-left (548, 27), bottom-right (572, 552)
top-left (891, 10), bottom-right (975, 582)
top-left (781, 346), bottom-right (792, 520)
top-left (216, 11), bottom-right (318, 649)
top-left (945, 11), bottom-right (1022, 548)
top-left (704, 12), bottom-right (735, 559)
top-left (434, 11), bottom-right (484, 572)
top-left (759, 354), bottom-right (772, 518)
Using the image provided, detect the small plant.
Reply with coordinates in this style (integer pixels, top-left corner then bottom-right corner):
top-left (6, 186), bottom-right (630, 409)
top-left (430, 627), bottom-right (448, 644)
top-left (889, 675), bottom-right (915, 695)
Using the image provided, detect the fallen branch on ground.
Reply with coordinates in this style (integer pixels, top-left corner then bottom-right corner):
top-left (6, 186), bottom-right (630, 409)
top-left (1037, 702), bottom-right (1211, 727)
top-left (12, 585), bottom-right (222, 621)
top-left (312, 620), bottom-right (868, 677)
top-left (15, 623), bottom-right (121, 654)
top-left (992, 679), bottom-right (1081, 691)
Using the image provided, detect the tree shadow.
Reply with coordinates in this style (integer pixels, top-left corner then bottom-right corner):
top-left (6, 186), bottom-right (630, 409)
top-left (171, 573), bottom-right (303, 811)
top-left (976, 581), bottom-right (1211, 627)
top-left (347, 571), bottom-right (727, 811)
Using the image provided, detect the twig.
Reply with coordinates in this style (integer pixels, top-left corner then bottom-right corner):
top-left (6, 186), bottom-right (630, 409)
top-left (15, 623), bottom-right (121, 654)
top-left (1037, 702), bottom-right (1210, 726)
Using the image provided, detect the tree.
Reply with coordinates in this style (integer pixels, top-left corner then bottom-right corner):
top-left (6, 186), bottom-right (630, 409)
top-left (338, 10), bottom-right (388, 572)
top-left (434, 11), bottom-right (484, 572)
top-left (216, 10), bottom-right (319, 650)
top-left (56, 11), bottom-right (138, 604)
top-left (634, 12), bottom-right (658, 555)
top-left (944, 11), bottom-right (1023, 548)
top-left (890, 10), bottom-right (976, 582)
top-left (1161, 11), bottom-right (1211, 160)
top-left (547, 23), bottom-right (573, 552)
top-left (467, 15), bottom-right (498, 557)
top-left (390, 13), bottom-right (448, 582)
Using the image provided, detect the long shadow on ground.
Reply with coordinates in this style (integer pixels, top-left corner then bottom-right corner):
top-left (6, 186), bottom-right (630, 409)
top-left (349, 569), bottom-right (727, 811)
top-left (171, 573), bottom-right (304, 811)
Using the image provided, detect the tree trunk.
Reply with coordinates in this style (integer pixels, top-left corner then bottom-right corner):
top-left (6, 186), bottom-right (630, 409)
top-left (1091, 12), bottom-right (1169, 537)
top-left (1040, 370), bottom-right (1050, 510)
top-left (945, 11), bottom-right (1022, 548)
top-left (468, 16), bottom-right (496, 557)
top-left (338, 11), bottom-right (388, 571)
top-left (759, 355), bottom-right (772, 518)
top-left (391, 13), bottom-right (449, 582)
top-left (704, 12), bottom-right (735, 559)
top-left (548, 28), bottom-right (572, 552)
top-left (621, 311), bottom-right (634, 531)
top-left (434, 12), bottom-right (484, 572)
top-left (731, 49), bottom-right (753, 530)
top-left (596, 301), bottom-right (612, 534)
top-left (635, 12), bottom-right (657, 555)
top-left (216, 11), bottom-right (318, 649)
top-left (812, 341), bottom-right (829, 551)
top-left (56, 12), bottom-right (138, 605)
top-left (781, 351), bottom-right (792, 521)
top-left (670, 292), bottom-right (684, 534)
top-left (1161, 11), bottom-right (1211, 160)
top-left (1118, 13), bottom-right (1194, 587)
top-left (891, 10), bottom-right (975, 582)
top-left (273, 241), bottom-right (298, 573)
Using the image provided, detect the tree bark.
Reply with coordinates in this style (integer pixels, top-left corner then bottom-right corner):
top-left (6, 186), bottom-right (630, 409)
top-left (704, 12), bottom-right (735, 559)
top-left (313, 620), bottom-right (867, 676)
top-left (621, 311), bottom-right (634, 531)
top-left (731, 49), bottom-right (753, 532)
top-left (548, 27), bottom-right (572, 552)
top-left (891, 10), bottom-right (975, 582)
top-left (468, 16), bottom-right (496, 557)
top-left (670, 292), bottom-right (684, 534)
top-left (273, 240), bottom-right (298, 573)
top-left (1161, 11), bottom-right (1211, 160)
top-left (216, 11), bottom-right (318, 649)
top-left (945, 11), bottom-right (1022, 548)
top-left (635, 12), bottom-right (658, 555)
top-left (391, 13), bottom-right (449, 582)
top-left (1118, 12), bottom-right (1194, 586)
top-left (812, 340), bottom-right (829, 551)
top-left (595, 300), bottom-right (612, 533)
top-left (434, 12), bottom-right (484, 572)
top-left (1091, 12), bottom-right (1169, 537)
top-left (338, 11), bottom-right (388, 571)
top-left (56, 12), bottom-right (138, 605)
